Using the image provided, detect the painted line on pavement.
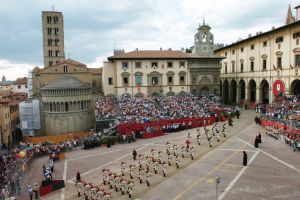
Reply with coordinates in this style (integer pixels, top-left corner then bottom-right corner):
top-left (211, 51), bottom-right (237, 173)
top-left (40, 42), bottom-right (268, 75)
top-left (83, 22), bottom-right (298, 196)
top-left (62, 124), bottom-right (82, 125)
top-left (217, 151), bottom-right (260, 200)
top-left (67, 144), bottom-right (149, 183)
top-left (235, 137), bottom-right (300, 173)
top-left (173, 141), bottom-right (249, 200)
top-left (216, 148), bottom-right (258, 153)
top-left (67, 143), bottom-right (146, 162)
top-left (61, 160), bottom-right (68, 200)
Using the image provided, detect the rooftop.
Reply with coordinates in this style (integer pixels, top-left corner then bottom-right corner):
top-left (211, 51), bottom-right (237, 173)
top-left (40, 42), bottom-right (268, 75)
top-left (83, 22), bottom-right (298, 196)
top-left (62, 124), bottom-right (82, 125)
top-left (41, 75), bottom-right (90, 90)
top-left (13, 77), bottom-right (27, 85)
top-left (215, 19), bottom-right (300, 52)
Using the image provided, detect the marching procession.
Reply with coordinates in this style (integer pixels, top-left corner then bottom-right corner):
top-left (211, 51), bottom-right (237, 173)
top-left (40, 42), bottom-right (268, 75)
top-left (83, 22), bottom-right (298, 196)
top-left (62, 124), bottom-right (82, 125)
top-left (74, 122), bottom-right (229, 200)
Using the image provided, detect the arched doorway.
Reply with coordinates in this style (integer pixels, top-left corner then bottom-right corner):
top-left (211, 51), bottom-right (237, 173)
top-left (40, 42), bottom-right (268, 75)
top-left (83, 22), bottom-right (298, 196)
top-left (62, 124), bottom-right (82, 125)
top-left (151, 92), bottom-right (160, 97)
top-left (200, 87), bottom-right (210, 95)
top-left (230, 80), bottom-right (237, 103)
top-left (291, 79), bottom-right (300, 95)
top-left (248, 79), bottom-right (256, 103)
top-left (238, 79), bottom-right (246, 103)
top-left (260, 80), bottom-right (269, 104)
top-left (223, 79), bottom-right (229, 104)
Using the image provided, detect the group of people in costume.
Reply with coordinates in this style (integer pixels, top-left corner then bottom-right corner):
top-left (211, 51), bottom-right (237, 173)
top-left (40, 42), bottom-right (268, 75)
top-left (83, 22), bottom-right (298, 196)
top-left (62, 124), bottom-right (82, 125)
top-left (75, 123), bottom-right (229, 200)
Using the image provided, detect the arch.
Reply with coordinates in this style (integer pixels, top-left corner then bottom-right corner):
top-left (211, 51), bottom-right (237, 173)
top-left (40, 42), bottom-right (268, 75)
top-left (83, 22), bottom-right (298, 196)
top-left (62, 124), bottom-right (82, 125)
top-left (177, 91), bottom-right (187, 96)
top-left (166, 91), bottom-right (175, 96)
top-left (230, 79), bottom-right (237, 103)
top-left (178, 71), bottom-right (186, 76)
top-left (260, 79), bottom-right (269, 104)
top-left (199, 76), bottom-right (210, 85)
top-left (134, 92), bottom-right (144, 98)
top-left (223, 79), bottom-right (229, 104)
top-left (248, 79), bottom-right (257, 103)
top-left (166, 71), bottom-right (175, 76)
top-left (134, 71), bottom-right (143, 76)
top-left (151, 92), bottom-right (160, 97)
top-left (121, 72), bottom-right (130, 76)
top-left (149, 71), bottom-right (161, 76)
top-left (121, 93), bottom-right (131, 97)
top-left (291, 79), bottom-right (300, 95)
top-left (200, 87), bottom-right (210, 95)
top-left (238, 79), bottom-right (246, 103)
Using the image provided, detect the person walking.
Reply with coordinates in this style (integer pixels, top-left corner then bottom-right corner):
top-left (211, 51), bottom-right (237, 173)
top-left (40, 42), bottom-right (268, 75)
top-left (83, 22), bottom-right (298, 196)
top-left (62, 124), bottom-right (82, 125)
top-left (33, 183), bottom-right (39, 200)
top-left (28, 186), bottom-right (33, 200)
top-left (243, 151), bottom-right (248, 166)
top-left (76, 171), bottom-right (81, 185)
top-left (254, 136), bottom-right (259, 148)
top-left (258, 133), bottom-right (262, 143)
top-left (132, 149), bottom-right (137, 160)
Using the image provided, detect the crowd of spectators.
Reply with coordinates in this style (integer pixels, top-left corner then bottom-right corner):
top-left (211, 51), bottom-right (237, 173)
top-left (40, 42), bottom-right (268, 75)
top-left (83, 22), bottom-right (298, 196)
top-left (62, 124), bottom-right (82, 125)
top-left (0, 139), bottom-right (79, 199)
top-left (258, 94), bottom-right (300, 151)
top-left (95, 97), bottom-right (117, 120)
top-left (117, 94), bottom-right (226, 123)
top-left (261, 95), bottom-right (300, 127)
top-left (118, 96), bottom-right (165, 123)
top-left (158, 95), bottom-right (224, 119)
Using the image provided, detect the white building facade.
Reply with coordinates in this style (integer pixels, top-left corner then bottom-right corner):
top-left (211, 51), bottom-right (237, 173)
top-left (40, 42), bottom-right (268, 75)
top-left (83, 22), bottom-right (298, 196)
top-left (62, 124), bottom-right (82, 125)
top-left (102, 23), bottom-right (223, 97)
top-left (215, 5), bottom-right (300, 105)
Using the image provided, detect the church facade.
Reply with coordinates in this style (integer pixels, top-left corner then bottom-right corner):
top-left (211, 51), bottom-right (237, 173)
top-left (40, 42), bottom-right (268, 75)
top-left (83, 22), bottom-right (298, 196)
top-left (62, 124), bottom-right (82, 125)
top-left (102, 22), bottom-right (223, 97)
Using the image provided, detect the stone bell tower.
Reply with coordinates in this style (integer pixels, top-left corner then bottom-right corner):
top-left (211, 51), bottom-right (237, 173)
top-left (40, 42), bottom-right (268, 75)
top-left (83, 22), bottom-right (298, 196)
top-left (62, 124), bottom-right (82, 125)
top-left (192, 20), bottom-right (214, 56)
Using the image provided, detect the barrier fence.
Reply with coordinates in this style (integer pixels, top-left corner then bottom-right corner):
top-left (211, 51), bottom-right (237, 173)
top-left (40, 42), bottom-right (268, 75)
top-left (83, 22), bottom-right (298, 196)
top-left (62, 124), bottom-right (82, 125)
top-left (23, 131), bottom-right (91, 144)
top-left (260, 119), bottom-right (300, 135)
top-left (118, 117), bottom-right (217, 138)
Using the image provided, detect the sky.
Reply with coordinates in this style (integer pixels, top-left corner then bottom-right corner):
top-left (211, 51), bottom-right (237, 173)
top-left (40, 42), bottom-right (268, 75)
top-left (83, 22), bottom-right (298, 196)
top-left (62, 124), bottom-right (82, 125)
top-left (0, 0), bottom-right (298, 80)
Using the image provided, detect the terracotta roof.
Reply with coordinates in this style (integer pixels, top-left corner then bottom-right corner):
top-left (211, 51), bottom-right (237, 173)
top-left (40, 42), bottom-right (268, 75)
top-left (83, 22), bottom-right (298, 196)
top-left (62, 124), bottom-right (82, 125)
top-left (51, 58), bottom-right (86, 67)
top-left (41, 75), bottom-right (90, 90)
top-left (88, 68), bottom-right (102, 74)
top-left (13, 77), bottom-right (27, 85)
top-left (108, 50), bottom-right (190, 60)
top-left (215, 20), bottom-right (300, 52)
top-left (9, 100), bottom-right (22, 106)
top-left (0, 98), bottom-right (10, 104)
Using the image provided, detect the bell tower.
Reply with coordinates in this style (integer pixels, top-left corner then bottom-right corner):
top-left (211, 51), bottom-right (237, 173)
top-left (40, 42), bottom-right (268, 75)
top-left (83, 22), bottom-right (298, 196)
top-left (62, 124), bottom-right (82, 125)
top-left (192, 20), bottom-right (214, 56)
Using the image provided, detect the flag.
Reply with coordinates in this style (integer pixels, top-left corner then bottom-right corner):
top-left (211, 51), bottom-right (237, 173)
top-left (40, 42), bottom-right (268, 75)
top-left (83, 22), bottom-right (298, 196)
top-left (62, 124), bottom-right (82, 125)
top-left (290, 64), bottom-right (294, 69)
top-left (273, 64), bottom-right (276, 71)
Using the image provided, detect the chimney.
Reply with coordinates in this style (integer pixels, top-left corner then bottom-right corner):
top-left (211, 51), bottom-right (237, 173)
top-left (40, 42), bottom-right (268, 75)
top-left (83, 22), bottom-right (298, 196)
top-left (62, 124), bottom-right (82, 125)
top-left (160, 47), bottom-right (162, 51)
top-left (136, 48), bottom-right (138, 51)
top-left (295, 5), bottom-right (300, 20)
top-left (272, 26), bottom-right (275, 30)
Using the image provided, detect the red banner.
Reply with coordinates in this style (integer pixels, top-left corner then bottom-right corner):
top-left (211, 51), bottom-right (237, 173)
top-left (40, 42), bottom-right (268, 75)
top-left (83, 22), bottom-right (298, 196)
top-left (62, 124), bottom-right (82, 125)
top-left (273, 80), bottom-right (285, 96)
top-left (118, 117), bottom-right (216, 136)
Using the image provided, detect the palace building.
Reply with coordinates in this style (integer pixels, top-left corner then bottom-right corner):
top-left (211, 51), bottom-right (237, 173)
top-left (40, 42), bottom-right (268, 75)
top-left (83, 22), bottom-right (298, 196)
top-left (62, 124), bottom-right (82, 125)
top-left (102, 22), bottom-right (223, 97)
top-left (215, 4), bottom-right (300, 105)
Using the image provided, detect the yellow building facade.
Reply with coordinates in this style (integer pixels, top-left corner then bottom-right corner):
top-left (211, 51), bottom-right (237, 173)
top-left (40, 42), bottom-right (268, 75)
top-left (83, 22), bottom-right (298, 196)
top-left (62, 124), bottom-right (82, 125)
top-left (215, 5), bottom-right (300, 105)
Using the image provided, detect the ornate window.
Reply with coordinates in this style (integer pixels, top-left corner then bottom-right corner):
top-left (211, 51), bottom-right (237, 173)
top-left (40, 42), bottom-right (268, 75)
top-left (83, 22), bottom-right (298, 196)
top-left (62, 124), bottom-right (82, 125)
top-left (134, 72), bottom-right (143, 86)
top-left (178, 71), bottom-right (186, 85)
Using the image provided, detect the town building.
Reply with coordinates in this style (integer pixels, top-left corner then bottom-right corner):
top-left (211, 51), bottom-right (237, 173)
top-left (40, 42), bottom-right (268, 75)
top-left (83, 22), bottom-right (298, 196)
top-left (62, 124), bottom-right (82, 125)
top-left (0, 76), bottom-right (12, 91)
top-left (12, 77), bottom-right (29, 97)
top-left (0, 99), bottom-right (11, 146)
top-left (102, 22), bottom-right (223, 97)
top-left (215, 4), bottom-right (300, 105)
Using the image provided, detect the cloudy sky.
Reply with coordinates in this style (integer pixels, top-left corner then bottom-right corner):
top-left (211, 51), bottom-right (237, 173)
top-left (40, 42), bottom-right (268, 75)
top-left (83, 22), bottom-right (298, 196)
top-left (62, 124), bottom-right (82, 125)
top-left (0, 0), bottom-right (298, 80)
